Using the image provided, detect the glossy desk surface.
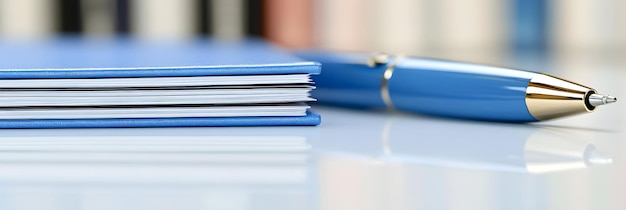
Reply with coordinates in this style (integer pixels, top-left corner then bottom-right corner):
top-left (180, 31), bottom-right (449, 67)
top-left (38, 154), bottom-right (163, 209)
top-left (0, 52), bottom-right (624, 210)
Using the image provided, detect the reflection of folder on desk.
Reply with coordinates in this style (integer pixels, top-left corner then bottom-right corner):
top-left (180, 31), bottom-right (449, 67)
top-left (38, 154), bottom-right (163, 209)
top-left (0, 39), bottom-right (321, 128)
top-left (0, 127), bottom-right (313, 210)
top-left (0, 137), bottom-right (310, 183)
top-left (0, 128), bottom-right (312, 184)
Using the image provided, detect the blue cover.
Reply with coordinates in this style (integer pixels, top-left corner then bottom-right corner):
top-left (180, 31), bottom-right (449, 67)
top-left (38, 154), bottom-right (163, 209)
top-left (0, 38), bottom-right (321, 128)
top-left (0, 38), bottom-right (321, 78)
top-left (0, 112), bottom-right (321, 129)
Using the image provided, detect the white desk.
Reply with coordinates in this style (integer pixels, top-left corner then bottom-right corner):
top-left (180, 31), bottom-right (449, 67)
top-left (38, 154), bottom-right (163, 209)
top-left (0, 52), bottom-right (623, 210)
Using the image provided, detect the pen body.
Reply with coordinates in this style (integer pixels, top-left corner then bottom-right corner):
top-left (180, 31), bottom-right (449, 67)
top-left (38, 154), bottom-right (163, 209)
top-left (299, 51), bottom-right (540, 122)
top-left (303, 52), bottom-right (389, 109)
top-left (389, 58), bottom-right (538, 122)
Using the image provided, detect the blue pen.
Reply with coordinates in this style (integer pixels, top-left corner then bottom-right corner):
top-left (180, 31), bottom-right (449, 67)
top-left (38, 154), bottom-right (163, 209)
top-left (297, 51), bottom-right (617, 122)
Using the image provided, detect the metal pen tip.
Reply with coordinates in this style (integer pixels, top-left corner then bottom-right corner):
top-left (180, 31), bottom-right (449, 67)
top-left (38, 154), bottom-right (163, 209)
top-left (607, 95), bottom-right (617, 103)
top-left (588, 94), bottom-right (617, 107)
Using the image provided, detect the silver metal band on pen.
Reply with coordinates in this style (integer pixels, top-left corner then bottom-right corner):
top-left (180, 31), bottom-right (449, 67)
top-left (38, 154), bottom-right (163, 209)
top-left (365, 53), bottom-right (405, 109)
top-left (380, 55), bottom-right (405, 110)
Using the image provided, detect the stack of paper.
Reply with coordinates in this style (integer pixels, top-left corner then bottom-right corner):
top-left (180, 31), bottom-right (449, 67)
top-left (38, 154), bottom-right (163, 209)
top-left (0, 39), bottom-right (321, 128)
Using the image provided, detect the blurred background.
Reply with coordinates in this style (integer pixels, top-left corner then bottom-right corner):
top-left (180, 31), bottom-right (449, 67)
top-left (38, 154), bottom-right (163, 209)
top-left (0, 2), bottom-right (624, 210)
top-left (0, 0), bottom-right (624, 66)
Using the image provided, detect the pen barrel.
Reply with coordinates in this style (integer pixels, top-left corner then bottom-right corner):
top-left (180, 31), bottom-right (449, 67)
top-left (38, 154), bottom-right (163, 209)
top-left (299, 51), bottom-right (597, 122)
top-left (388, 58), bottom-right (538, 122)
top-left (306, 52), bottom-right (389, 109)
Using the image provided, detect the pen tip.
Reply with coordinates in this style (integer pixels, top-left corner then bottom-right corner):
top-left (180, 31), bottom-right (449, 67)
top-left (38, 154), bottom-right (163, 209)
top-left (607, 95), bottom-right (617, 103)
top-left (588, 94), bottom-right (617, 107)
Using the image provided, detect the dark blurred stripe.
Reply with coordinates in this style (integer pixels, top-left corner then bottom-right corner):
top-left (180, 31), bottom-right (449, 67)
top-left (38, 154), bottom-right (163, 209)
top-left (116, 0), bottom-right (130, 34)
top-left (56, 0), bottom-right (257, 37)
top-left (58, 0), bottom-right (83, 34)
top-left (245, 0), bottom-right (265, 37)
top-left (198, 0), bottom-right (212, 35)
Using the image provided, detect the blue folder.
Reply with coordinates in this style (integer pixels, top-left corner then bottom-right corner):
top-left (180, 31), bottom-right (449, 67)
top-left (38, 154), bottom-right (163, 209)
top-left (0, 38), bottom-right (321, 128)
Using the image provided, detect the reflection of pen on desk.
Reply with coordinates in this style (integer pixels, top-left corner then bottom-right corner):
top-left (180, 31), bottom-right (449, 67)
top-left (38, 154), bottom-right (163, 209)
top-left (297, 51), bottom-right (617, 122)
top-left (312, 107), bottom-right (613, 173)
top-left (383, 122), bottom-right (614, 173)
top-left (523, 129), bottom-right (613, 173)
top-left (315, 108), bottom-right (615, 210)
